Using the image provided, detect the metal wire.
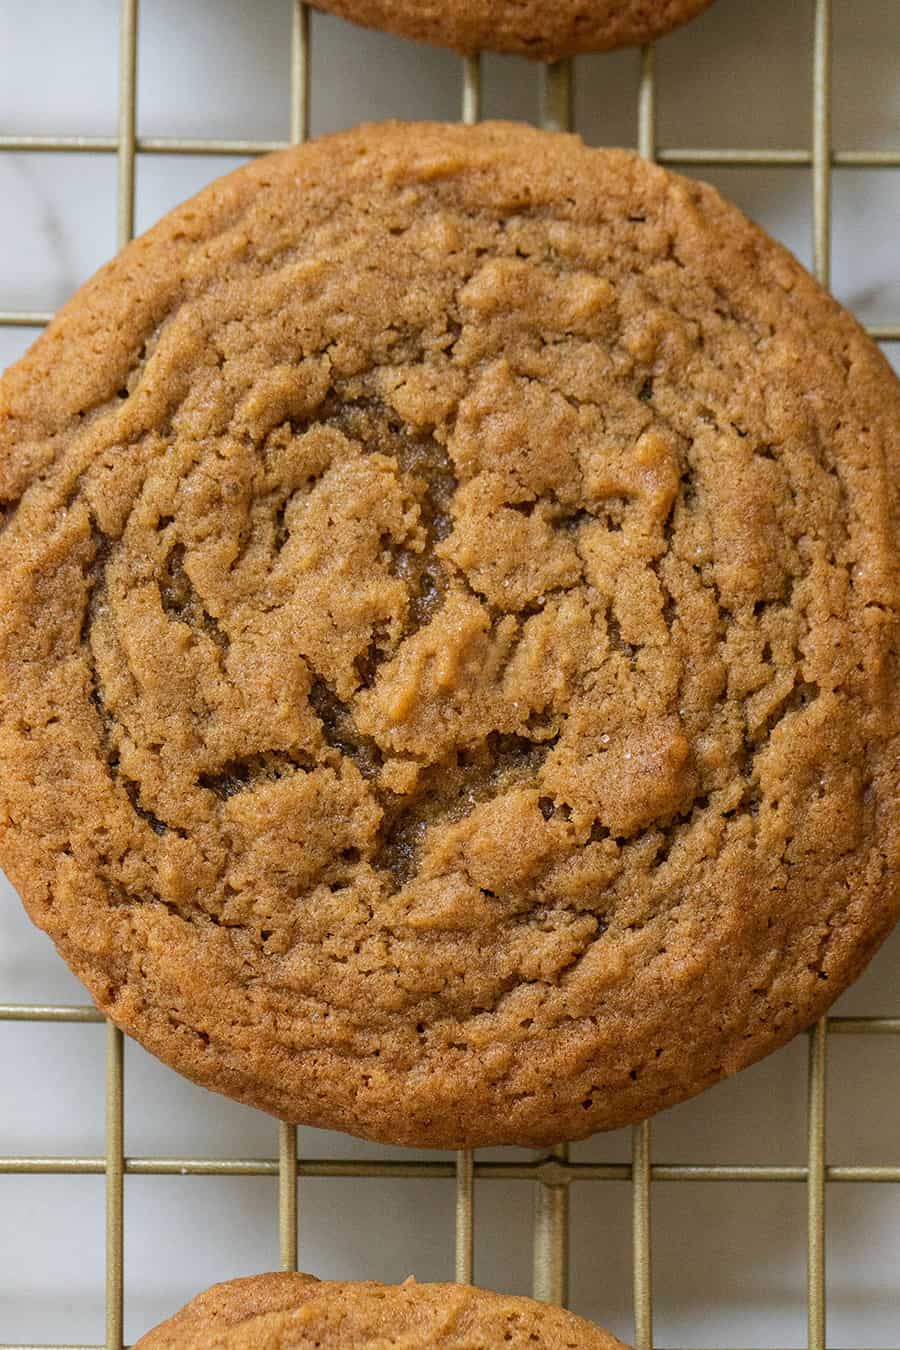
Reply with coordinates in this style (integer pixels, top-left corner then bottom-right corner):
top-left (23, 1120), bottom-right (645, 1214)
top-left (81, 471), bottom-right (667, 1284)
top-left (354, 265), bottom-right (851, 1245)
top-left (454, 1149), bottom-right (475, 1284)
top-left (632, 1122), bottom-right (653, 1350)
top-left (2, 1152), bottom-right (900, 1184)
top-left (278, 1122), bottom-right (299, 1272)
top-left (2, 135), bottom-right (899, 167)
top-left (272, 6), bottom-right (312, 1284)
top-left (526, 71), bottom-right (578, 1312)
top-left (807, 9), bottom-right (832, 1338)
top-left (807, 1022), bottom-right (828, 1350)
top-left (103, 4), bottom-right (138, 1345)
top-left (539, 60), bottom-right (574, 134)
top-left (104, 1023), bottom-right (124, 1350)
top-left (290, 1), bottom-right (310, 145)
top-left (637, 46), bottom-right (656, 162)
top-left (1, 1), bottom-right (899, 1347)
top-left (632, 55), bottom-right (658, 1345)
top-left (812, 0), bottom-right (832, 290)
top-left (532, 1145), bottom-right (570, 1307)
top-left (461, 55), bottom-right (482, 126)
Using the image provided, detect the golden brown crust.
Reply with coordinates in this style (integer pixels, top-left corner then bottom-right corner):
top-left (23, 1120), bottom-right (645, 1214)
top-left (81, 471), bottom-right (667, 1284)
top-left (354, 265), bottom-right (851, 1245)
top-left (0, 121), bottom-right (898, 1149)
top-left (308, 0), bottom-right (715, 59)
top-left (135, 1274), bottom-right (323, 1345)
top-left (134, 1273), bottom-right (629, 1347)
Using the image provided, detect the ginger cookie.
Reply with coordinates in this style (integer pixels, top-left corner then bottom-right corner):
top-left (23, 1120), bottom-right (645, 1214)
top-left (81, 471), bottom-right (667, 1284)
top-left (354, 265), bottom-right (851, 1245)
top-left (0, 122), bottom-right (897, 1149)
top-left (309, 0), bottom-right (715, 60)
top-left (135, 1272), bottom-right (628, 1348)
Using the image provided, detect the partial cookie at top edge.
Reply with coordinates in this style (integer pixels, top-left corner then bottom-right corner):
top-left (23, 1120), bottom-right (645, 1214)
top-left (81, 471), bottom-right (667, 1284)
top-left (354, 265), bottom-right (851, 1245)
top-left (308, 0), bottom-right (716, 59)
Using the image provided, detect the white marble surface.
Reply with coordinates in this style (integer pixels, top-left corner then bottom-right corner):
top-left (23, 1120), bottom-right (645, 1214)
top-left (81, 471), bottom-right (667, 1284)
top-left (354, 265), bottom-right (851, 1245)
top-left (1, 0), bottom-right (898, 1344)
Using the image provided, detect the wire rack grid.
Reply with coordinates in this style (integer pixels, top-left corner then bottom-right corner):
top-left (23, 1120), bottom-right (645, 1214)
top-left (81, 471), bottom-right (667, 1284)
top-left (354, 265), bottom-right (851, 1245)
top-left (0, 1), bottom-right (898, 1348)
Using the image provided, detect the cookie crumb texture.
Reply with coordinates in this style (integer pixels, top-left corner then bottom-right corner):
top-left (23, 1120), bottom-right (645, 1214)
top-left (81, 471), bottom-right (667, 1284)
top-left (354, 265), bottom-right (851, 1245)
top-left (135, 1272), bottom-right (628, 1348)
top-left (0, 123), bottom-right (897, 1148)
top-left (309, 0), bottom-right (714, 59)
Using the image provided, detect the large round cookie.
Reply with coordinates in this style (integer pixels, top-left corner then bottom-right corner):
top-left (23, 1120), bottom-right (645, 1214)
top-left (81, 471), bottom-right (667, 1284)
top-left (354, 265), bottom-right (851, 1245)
top-left (309, 0), bottom-right (715, 59)
top-left (0, 122), bottom-right (897, 1149)
top-left (135, 1273), bottom-right (628, 1347)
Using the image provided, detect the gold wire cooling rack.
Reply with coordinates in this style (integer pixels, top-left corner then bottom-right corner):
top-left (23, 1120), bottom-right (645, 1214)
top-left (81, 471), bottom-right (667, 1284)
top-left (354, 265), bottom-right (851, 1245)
top-left (0, 2), bottom-right (898, 1348)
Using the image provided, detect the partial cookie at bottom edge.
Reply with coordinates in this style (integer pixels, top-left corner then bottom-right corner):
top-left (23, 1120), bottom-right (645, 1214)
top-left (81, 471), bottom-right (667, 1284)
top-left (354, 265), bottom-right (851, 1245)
top-left (134, 1272), bottom-right (630, 1348)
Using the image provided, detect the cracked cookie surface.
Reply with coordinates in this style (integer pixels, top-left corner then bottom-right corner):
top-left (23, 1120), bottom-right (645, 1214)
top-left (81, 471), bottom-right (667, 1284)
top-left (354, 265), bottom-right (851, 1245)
top-left (0, 121), bottom-right (898, 1148)
top-left (135, 1272), bottom-right (628, 1348)
top-left (308, 0), bottom-right (715, 59)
